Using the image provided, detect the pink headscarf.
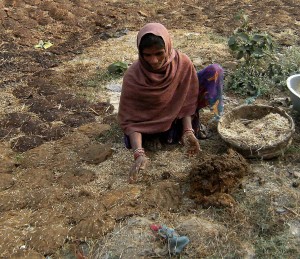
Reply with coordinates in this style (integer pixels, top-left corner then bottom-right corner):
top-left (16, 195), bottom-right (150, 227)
top-left (118, 23), bottom-right (199, 135)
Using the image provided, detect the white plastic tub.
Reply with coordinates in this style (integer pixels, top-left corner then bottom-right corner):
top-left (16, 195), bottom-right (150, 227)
top-left (287, 74), bottom-right (300, 112)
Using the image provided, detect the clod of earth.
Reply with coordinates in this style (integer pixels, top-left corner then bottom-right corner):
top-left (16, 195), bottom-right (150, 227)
top-left (11, 135), bottom-right (45, 152)
top-left (20, 118), bottom-right (48, 135)
top-left (0, 174), bottom-right (15, 191)
top-left (55, 168), bottom-right (96, 188)
top-left (77, 123), bottom-right (111, 138)
top-left (0, 156), bottom-right (16, 174)
top-left (0, 112), bottom-right (33, 128)
top-left (78, 143), bottom-right (113, 164)
top-left (62, 111), bottom-right (95, 127)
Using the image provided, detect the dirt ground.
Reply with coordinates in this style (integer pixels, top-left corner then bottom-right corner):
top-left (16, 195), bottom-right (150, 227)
top-left (0, 0), bottom-right (300, 258)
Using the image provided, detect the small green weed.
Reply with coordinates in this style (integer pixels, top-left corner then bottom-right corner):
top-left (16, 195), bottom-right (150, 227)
top-left (285, 144), bottom-right (300, 154)
top-left (107, 61), bottom-right (128, 75)
top-left (85, 61), bottom-right (128, 88)
top-left (255, 235), bottom-right (299, 259)
top-left (85, 70), bottom-right (121, 88)
top-left (267, 46), bottom-right (300, 90)
top-left (15, 153), bottom-right (24, 164)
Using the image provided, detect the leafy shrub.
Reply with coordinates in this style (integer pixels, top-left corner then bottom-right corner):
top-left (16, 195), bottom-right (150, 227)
top-left (226, 14), bottom-right (300, 96)
top-left (228, 14), bottom-right (274, 63)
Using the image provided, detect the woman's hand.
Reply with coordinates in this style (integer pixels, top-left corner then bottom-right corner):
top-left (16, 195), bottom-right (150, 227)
top-left (128, 154), bottom-right (148, 183)
top-left (182, 130), bottom-right (201, 156)
top-left (128, 147), bottom-right (148, 183)
top-left (181, 116), bottom-right (201, 156)
top-left (128, 132), bottom-right (146, 183)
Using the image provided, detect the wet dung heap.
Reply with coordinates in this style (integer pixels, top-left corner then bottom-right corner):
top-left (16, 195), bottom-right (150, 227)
top-left (189, 149), bottom-right (249, 207)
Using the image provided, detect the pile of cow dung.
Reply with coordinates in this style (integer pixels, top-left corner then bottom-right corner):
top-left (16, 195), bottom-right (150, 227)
top-left (189, 149), bottom-right (249, 207)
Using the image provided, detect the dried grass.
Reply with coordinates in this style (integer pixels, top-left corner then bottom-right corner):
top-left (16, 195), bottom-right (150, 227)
top-left (219, 113), bottom-right (291, 147)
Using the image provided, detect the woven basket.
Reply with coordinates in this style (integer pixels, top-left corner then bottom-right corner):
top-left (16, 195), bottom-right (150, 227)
top-left (217, 105), bottom-right (295, 159)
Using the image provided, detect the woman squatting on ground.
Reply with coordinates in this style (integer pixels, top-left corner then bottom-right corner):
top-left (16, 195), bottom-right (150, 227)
top-left (118, 23), bottom-right (224, 183)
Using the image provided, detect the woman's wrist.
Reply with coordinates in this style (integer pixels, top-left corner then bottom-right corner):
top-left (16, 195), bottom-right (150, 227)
top-left (182, 116), bottom-right (194, 135)
top-left (133, 147), bottom-right (145, 160)
top-left (183, 128), bottom-right (195, 137)
top-left (183, 128), bottom-right (194, 133)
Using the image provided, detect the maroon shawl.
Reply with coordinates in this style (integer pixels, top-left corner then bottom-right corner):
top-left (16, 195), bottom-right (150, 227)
top-left (118, 23), bottom-right (199, 135)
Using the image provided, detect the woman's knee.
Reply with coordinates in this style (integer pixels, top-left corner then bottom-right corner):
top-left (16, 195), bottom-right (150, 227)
top-left (209, 63), bottom-right (224, 75)
top-left (197, 63), bottom-right (224, 78)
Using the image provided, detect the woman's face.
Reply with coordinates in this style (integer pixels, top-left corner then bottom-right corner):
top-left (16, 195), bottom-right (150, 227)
top-left (142, 45), bottom-right (167, 70)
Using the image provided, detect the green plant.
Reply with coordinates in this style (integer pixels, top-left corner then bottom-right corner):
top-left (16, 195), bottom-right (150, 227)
top-left (107, 61), bottom-right (128, 75)
top-left (226, 13), bottom-right (300, 96)
top-left (225, 59), bottom-right (272, 96)
top-left (15, 153), bottom-right (24, 162)
top-left (85, 69), bottom-right (122, 88)
top-left (228, 14), bottom-right (274, 63)
top-left (285, 144), bottom-right (300, 154)
top-left (267, 46), bottom-right (300, 89)
top-left (83, 61), bottom-right (128, 88)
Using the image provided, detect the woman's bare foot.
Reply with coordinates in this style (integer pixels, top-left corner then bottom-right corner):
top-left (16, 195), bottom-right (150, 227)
top-left (182, 131), bottom-right (201, 156)
top-left (143, 137), bottom-right (162, 151)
